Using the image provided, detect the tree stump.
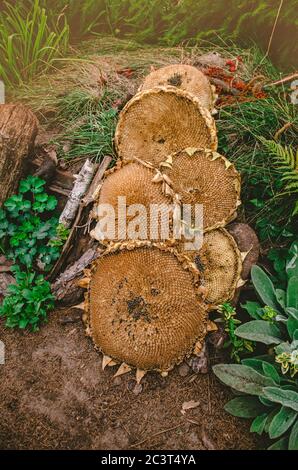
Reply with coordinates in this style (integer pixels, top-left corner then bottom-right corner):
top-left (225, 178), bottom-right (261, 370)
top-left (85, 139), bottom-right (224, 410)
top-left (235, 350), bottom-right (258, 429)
top-left (0, 104), bottom-right (38, 206)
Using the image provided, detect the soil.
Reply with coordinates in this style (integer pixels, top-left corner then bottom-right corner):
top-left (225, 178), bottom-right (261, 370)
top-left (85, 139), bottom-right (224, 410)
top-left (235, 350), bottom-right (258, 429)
top-left (0, 309), bottom-right (262, 450)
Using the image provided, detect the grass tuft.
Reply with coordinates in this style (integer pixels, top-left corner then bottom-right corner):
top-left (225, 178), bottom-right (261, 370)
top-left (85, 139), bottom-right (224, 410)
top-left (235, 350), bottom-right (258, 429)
top-left (0, 0), bottom-right (69, 86)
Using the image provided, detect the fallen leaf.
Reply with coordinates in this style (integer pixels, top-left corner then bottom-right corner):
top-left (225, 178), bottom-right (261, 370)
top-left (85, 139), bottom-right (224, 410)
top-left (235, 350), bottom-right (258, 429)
top-left (181, 400), bottom-right (200, 415)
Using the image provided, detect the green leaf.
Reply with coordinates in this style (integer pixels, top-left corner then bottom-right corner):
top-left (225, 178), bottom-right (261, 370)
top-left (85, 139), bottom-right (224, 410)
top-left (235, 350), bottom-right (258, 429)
top-left (269, 406), bottom-right (297, 439)
top-left (224, 396), bottom-right (266, 418)
top-left (251, 265), bottom-right (281, 313)
top-left (236, 320), bottom-right (283, 345)
top-left (241, 301), bottom-right (262, 319)
top-left (287, 308), bottom-right (298, 321)
top-left (286, 242), bottom-right (298, 279)
top-left (262, 362), bottom-right (281, 384)
top-left (287, 276), bottom-right (298, 310)
top-left (268, 436), bottom-right (288, 450)
top-left (35, 193), bottom-right (48, 203)
top-left (241, 358), bottom-right (265, 374)
top-left (264, 407), bottom-right (279, 432)
top-left (46, 196), bottom-right (57, 211)
top-left (250, 413), bottom-right (268, 435)
top-left (289, 419), bottom-right (298, 450)
top-left (276, 289), bottom-right (286, 309)
top-left (213, 364), bottom-right (275, 396)
top-left (259, 396), bottom-right (275, 407)
top-left (19, 179), bottom-right (31, 193)
top-left (262, 388), bottom-right (298, 412)
top-left (287, 317), bottom-right (298, 340)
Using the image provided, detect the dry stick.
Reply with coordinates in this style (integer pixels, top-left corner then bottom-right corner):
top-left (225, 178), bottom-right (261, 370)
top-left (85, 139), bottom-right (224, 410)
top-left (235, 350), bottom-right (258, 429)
top-left (274, 122), bottom-right (293, 141)
top-left (59, 158), bottom-right (97, 228)
top-left (130, 423), bottom-right (183, 448)
top-left (257, 0), bottom-right (284, 69)
top-left (49, 156), bottom-right (112, 281)
top-left (265, 72), bottom-right (298, 88)
top-left (51, 247), bottom-right (99, 302)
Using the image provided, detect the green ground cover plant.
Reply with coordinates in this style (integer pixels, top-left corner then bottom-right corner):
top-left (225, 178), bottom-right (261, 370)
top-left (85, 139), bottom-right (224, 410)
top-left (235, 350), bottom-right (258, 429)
top-left (0, 266), bottom-right (54, 331)
top-left (217, 94), bottom-right (297, 246)
top-left (0, 176), bottom-right (69, 331)
top-left (213, 242), bottom-right (298, 450)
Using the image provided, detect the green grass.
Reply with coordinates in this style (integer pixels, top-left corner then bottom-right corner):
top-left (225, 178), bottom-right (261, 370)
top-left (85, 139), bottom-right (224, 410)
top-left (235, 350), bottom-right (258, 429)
top-left (0, 0), bottom-right (69, 87)
top-left (52, 89), bottom-right (119, 163)
top-left (217, 91), bottom-right (298, 246)
top-left (0, 1), bottom-right (296, 88)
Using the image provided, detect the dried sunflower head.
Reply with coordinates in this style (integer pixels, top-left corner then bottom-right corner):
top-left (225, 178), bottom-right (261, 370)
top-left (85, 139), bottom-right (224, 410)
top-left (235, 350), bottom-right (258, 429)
top-left (84, 241), bottom-right (208, 374)
top-left (139, 64), bottom-right (216, 112)
top-left (91, 160), bottom-right (173, 243)
top-left (178, 228), bottom-right (242, 308)
top-left (115, 86), bottom-right (217, 168)
top-left (162, 148), bottom-right (241, 231)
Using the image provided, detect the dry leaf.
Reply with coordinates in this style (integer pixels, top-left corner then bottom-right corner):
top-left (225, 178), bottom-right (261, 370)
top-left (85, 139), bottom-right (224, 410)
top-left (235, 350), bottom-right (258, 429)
top-left (181, 400), bottom-right (200, 415)
top-left (184, 147), bottom-right (198, 156)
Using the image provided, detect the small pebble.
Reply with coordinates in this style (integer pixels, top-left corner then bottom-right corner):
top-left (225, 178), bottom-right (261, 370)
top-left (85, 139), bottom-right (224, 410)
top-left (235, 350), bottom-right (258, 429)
top-left (113, 376), bottom-right (122, 386)
top-left (133, 383), bottom-right (143, 395)
top-left (178, 363), bottom-right (190, 377)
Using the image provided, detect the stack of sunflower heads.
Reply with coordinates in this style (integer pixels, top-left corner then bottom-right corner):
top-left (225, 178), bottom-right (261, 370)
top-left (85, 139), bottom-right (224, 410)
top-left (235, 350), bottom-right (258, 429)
top-left (79, 64), bottom-right (253, 382)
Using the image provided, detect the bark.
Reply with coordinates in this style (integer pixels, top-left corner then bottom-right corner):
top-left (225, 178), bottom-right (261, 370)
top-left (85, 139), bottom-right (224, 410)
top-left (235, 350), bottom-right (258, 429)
top-left (0, 104), bottom-right (38, 205)
top-left (59, 159), bottom-right (97, 228)
top-left (51, 246), bottom-right (99, 305)
top-left (49, 156), bottom-right (112, 281)
top-left (0, 273), bottom-right (15, 297)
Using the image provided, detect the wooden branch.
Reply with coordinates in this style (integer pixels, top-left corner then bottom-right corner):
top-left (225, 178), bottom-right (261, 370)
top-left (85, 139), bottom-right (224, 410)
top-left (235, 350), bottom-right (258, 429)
top-left (51, 246), bottom-right (99, 305)
top-left (49, 156), bottom-right (112, 281)
top-left (0, 104), bottom-right (38, 206)
top-left (264, 72), bottom-right (298, 88)
top-left (59, 158), bottom-right (97, 228)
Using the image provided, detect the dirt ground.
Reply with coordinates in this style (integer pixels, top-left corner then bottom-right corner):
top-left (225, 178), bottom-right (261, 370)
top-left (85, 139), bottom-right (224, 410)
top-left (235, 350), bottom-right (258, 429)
top-left (0, 308), bottom-right (261, 450)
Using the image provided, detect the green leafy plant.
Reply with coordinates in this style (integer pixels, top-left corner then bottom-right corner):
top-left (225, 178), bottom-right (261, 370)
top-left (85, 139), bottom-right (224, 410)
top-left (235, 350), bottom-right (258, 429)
top-left (0, 266), bottom-right (54, 331)
top-left (213, 242), bottom-right (298, 450)
top-left (259, 138), bottom-right (298, 216)
top-left (54, 90), bottom-right (118, 163)
top-left (0, 175), bottom-right (60, 271)
top-left (217, 302), bottom-right (254, 362)
top-left (49, 223), bottom-right (70, 247)
top-left (217, 95), bottom-right (298, 245)
top-left (0, 0), bottom-right (69, 86)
